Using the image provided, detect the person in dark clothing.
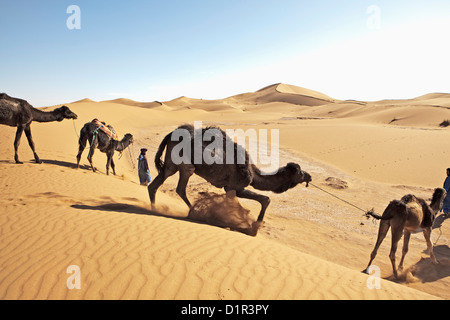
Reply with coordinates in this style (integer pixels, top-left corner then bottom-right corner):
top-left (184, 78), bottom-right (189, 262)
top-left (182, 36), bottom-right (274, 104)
top-left (138, 148), bottom-right (152, 186)
top-left (442, 168), bottom-right (450, 216)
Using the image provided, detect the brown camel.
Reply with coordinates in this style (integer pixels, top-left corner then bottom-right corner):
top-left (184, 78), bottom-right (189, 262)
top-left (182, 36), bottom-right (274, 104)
top-left (364, 188), bottom-right (446, 278)
top-left (0, 93), bottom-right (78, 163)
top-left (148, 124), bottom-right (312, 233)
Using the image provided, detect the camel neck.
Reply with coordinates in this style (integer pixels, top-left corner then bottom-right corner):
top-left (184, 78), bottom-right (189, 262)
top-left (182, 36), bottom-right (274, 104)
top-left (31, 107), bottom-right (59, 123)
top-left (430, 200), bottom-right (442, 213)
top-left (250, 165), bottom-right (286, 192)
top-left (116, 139), bottom-right (130, 152)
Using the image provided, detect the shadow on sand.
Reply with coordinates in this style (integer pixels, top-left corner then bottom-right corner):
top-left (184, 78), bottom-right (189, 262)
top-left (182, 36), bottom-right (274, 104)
top-left (0, 158), bottom-right (91, 170)
top-left (71, 202), bottom-right (187, 221)
top-left (41, 159), bottom-right (90, 170)
top-left (433, 213), bottom-right (450, 231)
top-left (71, 198), bottom-right (259, 237)
top-left (408, 245), bottom-right (450, 283)
top-left (71, 202), bottom-right (251, 234)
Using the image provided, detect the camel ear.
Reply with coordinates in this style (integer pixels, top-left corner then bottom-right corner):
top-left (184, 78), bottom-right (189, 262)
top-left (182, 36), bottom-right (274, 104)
top-left (286, 163), bottom-right (301, 174)
top-left (226, 190), bottom-right (237, 199)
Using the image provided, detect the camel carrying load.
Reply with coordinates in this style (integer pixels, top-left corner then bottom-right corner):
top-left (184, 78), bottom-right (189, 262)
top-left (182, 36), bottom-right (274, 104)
top-left (76, 119), bottom-right (133, 175)
top-left (91, 118), bottom-right (118, 141)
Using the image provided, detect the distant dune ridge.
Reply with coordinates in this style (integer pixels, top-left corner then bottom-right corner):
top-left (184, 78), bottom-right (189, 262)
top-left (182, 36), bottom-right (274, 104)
top-left (0, 83), bottom-right (449, 300)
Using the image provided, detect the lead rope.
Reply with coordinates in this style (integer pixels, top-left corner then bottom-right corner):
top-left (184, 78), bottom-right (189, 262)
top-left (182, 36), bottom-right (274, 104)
top-left (434, 227), bottom-right (443, 246)
top-left (128, 141), bottom-right (136, 170)
top-left (309, 182), bottom-right (369, 215)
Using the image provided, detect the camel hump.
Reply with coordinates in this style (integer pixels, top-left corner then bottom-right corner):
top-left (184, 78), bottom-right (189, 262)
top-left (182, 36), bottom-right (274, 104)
top-left (386, 200), bottom-right (408, 219)
top-left (400, 194), bottom-right (417, 204)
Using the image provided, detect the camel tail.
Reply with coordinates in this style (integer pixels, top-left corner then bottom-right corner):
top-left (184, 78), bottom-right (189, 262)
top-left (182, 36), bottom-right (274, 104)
top-left (78, 125), bottom-right (89, 149)
top-left (366, 200), bottom-right (406, 221)
top-left (154, 132), bottom-right (172, 173)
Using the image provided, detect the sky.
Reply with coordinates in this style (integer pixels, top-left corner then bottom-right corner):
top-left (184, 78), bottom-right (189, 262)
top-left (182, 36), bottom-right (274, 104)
top-left (1, 0), bottom-right (450, 106)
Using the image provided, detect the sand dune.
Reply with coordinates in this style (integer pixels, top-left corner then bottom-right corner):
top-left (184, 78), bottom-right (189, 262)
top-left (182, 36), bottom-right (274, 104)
top-left (1, 83), bottom-right (449, 300)
top-left (224, 83), bottom-right (336, 107)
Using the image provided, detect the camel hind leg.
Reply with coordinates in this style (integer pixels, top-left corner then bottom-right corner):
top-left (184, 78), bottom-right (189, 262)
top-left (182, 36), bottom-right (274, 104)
top-left (175, 165), bottom-right (195, 208)
top-left (24, 124), bottom-right (41, 164)
top-left (389, 221), bottom-right (405, 279)
top-left (364, 219), bottom-right (390, 273)
top-left (106, 152), bottom-right (115, 175)
top-left (398, 230), bottom-right (411, 272)
top-left (76, 129), bottom-right (89, 169)
top-left (148, 164), bottom-right (178, 209)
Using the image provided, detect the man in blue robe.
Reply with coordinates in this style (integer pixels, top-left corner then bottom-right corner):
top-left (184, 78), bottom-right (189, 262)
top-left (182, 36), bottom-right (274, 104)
top-left (138, 148), bottom-right (152, 186)
top-left (442, 168), bottom-right (450, 215)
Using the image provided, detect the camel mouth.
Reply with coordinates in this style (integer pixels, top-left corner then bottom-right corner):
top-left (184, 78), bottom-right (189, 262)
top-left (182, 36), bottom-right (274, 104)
top-left (304, 174), bottom-right (312, 187)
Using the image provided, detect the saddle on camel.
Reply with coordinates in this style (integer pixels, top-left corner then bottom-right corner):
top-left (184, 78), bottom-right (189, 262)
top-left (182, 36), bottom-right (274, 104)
top-left (92, 118), bottom-right (118, 140)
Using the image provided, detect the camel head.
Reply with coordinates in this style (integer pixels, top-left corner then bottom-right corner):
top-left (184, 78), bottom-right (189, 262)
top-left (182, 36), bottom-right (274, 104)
top-left (286, 162), bottom-right (312, 188)
top-left (123, 133), bottom-right (134, 144)
top-left (53, 106), bottom-right (78, 121)
top-left (271, 163), bottom-right (312, 194)
top-left (431, 188), bottom-right (447, 212)
top-left (116, 133), bottom-right (134, 151)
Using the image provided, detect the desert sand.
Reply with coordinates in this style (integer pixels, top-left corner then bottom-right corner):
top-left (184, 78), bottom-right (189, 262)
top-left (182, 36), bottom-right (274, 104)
top-left (0, 83), bottom-right (449, 300)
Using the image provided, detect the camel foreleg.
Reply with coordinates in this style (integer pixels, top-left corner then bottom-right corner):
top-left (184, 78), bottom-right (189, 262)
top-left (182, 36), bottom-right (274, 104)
top-left (106, 152), bottom-right (117, 176)
top-left (110, 157), bottom-right (116, 176)
top-left (235, 189), bottom-right (270, 222)
top-left (24, 124), bottom-right (41, 164)
top-left (423, 227), bottom-right (438, 264)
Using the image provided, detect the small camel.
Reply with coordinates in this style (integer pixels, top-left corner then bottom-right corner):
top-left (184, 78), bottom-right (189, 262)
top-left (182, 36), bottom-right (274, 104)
top-left (364, 188), bottom-right (446, 278)
top-left (0, 93), bottom-right (78, 163)
top-left (148, 124), bottom-right (312, 232)
top-left (76, 121), bottom-right (134, 175)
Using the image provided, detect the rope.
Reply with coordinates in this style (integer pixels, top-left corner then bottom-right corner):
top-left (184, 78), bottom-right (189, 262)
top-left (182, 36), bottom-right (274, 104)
top-left (434, 227), bottom-right (443, 246)
top-left (72, 119), bottom-right (80, 139)
top-left (309, 182), bottom-right (368, 214)
top-left (128, 141), bottom-right (136, 170)
top-left (73, 118), bottom-right (88, 150)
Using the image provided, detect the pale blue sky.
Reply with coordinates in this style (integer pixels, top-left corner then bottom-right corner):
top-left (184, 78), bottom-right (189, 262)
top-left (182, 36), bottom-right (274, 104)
top-left (1, 0), bottom-right (450, 106)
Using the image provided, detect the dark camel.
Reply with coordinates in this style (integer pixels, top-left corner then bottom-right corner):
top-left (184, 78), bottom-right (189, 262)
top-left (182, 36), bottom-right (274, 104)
top-left (364, 188), bottom-right (446, 278)
top-left (0, 93), bottom-right (78, 163)
top-left (76, 121), bottom-right (134, 175)
top-left (148, 124), bottom-right (312, 231)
